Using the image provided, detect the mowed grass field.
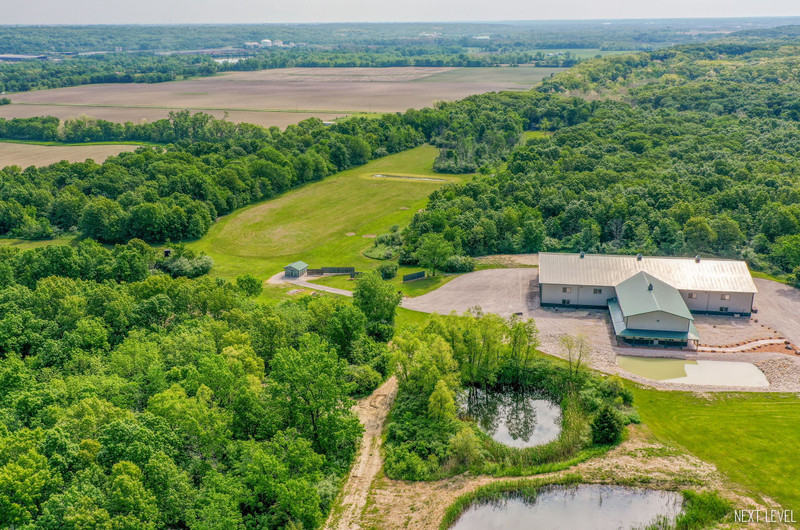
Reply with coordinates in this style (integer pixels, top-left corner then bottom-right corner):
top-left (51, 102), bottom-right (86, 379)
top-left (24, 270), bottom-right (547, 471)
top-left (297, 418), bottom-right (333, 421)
top-left (190, 145), bottom-right (471, 285)
top-left (0, 141), bottom-right (140, 167)
top-left (631, 387), bottom-right (800, 511)
top-left (0, 66), bottom-right (565, 128)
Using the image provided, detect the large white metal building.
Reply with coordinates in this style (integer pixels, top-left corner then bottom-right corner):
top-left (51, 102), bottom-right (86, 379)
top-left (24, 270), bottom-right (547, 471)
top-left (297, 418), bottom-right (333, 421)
top-left (539, 252), bottom-right (758, 347)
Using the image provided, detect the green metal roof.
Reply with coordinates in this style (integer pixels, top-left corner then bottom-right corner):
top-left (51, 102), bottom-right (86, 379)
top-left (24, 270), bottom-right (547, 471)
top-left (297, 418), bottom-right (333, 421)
top-left (615, 271), bottom-right (693, 320)
top-left (285, 261), bottom-right (309, 271)
top-left (609, 299), bottom-right (700, 341)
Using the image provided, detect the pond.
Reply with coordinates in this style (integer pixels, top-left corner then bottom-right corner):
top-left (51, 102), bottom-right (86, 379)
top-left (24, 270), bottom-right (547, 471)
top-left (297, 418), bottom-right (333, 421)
top-left (451, 485), bottom-right (684, 530)
top-left (617, 355), bottom-right (769, 387)
top-left (458, 388), bottom-right (561, 448)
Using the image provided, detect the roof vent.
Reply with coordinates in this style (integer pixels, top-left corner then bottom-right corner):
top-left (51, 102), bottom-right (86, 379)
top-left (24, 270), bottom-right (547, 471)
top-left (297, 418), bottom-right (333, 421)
top-left (648, 284), bottom-right (653, 291)
top-left (695, 255), bottom-right (701, 263)
top-left (580, 251), bottom-right (585, 258)
top-left (637, 253), bottom-right (643, 261)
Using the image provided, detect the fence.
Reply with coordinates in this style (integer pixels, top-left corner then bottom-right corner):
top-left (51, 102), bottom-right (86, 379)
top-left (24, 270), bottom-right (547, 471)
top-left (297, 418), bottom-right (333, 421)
top-left (402, 271), bottom-right (426, 282)
top-left (307, 266), bottom-right (356, 276)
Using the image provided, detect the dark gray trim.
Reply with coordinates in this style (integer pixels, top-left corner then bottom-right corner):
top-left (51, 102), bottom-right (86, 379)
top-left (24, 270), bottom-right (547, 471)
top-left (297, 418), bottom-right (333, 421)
top-left (541, 302), bottom-right (608, 310)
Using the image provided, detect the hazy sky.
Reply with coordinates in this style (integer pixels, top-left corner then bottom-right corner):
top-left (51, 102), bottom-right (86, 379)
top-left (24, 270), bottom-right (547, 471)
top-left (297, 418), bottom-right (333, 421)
top-left (3, 0), bottom-right (799, 25)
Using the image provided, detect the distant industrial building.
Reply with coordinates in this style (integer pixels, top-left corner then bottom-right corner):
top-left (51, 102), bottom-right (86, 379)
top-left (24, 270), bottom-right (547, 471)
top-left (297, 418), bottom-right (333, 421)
top-left (538, 252), bottom-right (758, 347)
top-left (0, 54), bottom-right (47, 62)
top-left (261, 39), bottom-right (273, 47)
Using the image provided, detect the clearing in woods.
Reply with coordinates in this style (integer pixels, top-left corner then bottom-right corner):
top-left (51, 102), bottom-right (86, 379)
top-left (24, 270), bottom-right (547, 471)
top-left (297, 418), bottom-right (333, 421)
top-left (0, 66), bottom-right (564, 128)
top-left (190, 145), bottom-right (472, 287)
top-left (0, 141), bottom-right (140, 167)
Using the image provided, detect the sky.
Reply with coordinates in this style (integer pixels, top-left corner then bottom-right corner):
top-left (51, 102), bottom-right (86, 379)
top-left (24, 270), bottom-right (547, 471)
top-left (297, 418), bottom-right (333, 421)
top-left (3, 0), bottom-right (799, 25)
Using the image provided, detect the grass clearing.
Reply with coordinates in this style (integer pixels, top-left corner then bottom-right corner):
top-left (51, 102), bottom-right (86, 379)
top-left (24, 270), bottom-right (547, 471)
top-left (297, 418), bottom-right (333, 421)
top-left (308, 268), bottom-right (460, 297)
top-left (190, 145), bottom-right (472, 287)
top-left (630, 387), bottom-right (800, 510)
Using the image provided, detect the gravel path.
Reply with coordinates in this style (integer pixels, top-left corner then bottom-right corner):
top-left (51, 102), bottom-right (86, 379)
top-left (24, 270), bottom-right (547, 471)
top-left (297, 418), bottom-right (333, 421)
top-left (267, 272), bottom-right (354, 297)
top-left (325, 377), bottom-right (397, 530)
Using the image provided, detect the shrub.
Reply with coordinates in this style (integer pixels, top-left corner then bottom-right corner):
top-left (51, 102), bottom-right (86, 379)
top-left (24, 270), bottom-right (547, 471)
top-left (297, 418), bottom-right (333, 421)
top-left (442, 255), bottom-right (475, 273)
top-left (346, 364), bottom-right (382, 397)
top-left (448, 426), bottom-right (483, 468)
top-left (235, 273), bottom-right (263, 297)
top-left (384, 446), bottom-right (430, 481)
top-left (591, 405), bottom-right (624, 444)
top-left (377, 261), bottom-right (398, 280)
top-left (675, 490), bottom-right (732, 529)
top-left (0, 98), bottom-right (10, 106)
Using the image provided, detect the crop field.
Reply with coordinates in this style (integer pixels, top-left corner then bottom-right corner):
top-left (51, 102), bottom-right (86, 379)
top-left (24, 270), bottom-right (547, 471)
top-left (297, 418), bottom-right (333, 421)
top-left (631, 387), bottom-right (800, 511)
top-left (0, 141), bottom-right (139, 167)
top-left (190, 144), bottom-right (472, 284)
top-left (0, 66), bottom-right (564, 128)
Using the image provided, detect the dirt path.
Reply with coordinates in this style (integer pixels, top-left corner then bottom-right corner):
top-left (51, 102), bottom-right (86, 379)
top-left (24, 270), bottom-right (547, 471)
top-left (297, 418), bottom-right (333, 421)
top-left (326, 377), bottom-right (398, 530)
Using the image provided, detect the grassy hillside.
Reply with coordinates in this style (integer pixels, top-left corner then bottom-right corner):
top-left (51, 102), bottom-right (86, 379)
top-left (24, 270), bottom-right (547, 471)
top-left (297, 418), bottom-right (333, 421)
top-left (190, 145), bottom-right (472, 283)
top-left (631, 387), bottom-right (800, 510)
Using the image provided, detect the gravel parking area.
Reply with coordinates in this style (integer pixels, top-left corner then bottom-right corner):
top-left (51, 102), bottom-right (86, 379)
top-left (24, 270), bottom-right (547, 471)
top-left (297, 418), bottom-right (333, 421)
top-left (403, 268), bottom-right (800, 392)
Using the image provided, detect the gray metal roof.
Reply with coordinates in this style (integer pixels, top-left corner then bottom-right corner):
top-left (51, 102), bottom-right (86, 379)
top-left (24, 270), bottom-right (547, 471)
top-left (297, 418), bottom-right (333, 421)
top-left (539, 252), bottom-right (757, 293)
top-left (615, 271), bottom-right (693, 320)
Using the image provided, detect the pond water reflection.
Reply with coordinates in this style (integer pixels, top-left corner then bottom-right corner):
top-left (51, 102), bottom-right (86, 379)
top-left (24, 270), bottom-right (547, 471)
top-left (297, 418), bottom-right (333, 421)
top-left (458, 388), bottom-right (561, 448)
top-left (451, 485), bottom-right (683, 530)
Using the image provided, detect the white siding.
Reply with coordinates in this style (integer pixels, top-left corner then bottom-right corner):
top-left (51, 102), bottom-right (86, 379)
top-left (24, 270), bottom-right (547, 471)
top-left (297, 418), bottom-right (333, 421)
top-left (541, 284), bottom-right (615, 307)
top-left (680, 291), bottom-right (752, 314)
top-left (626, 311), bottom-right (690, 333)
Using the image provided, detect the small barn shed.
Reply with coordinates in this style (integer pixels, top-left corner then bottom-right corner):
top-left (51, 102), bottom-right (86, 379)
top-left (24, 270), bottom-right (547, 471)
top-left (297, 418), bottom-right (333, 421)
top-left (284, 261), bottom-right (309, 278)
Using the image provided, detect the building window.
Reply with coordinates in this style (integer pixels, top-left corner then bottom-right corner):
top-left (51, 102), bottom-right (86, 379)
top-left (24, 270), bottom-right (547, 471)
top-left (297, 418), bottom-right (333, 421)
top-left (562, 299), bottom-right (571, 305)
top-left (687, 293), bottom-right (697, 299)
top-left (593, 288), bottom-right (602, 295)
top-left (562, 287), bottom-right (571, 293)
top-left (721, 294), bottom-right (731, 300)
top-left (720, 306), bottom-right (729, 313)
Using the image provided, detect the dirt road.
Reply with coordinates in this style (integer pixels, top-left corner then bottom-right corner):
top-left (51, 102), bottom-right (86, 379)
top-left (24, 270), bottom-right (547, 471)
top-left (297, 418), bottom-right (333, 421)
top-left (326, 377), bottom-right (398, 530)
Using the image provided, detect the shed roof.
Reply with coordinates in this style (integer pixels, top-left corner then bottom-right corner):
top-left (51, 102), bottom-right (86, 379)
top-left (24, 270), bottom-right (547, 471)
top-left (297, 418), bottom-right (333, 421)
top-left (616, 271), bottom-right (693, 320)
top-left (284, 261), bottom-right (308, 271)
top-left (539, 253), bottom-right (757, 294)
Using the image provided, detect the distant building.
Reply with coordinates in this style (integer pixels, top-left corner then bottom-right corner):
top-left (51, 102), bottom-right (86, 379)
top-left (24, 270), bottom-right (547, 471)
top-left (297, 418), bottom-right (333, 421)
top-left (243, 42), bottom-right (260, 49)
top-left (260, 39), bottom-right (272, 47)
top-left (0, 54), bottom-right (47, 62)
top-left (284, 261), bottom-right (309, 278)
top-left (273, 40), bottom-right (284, 47)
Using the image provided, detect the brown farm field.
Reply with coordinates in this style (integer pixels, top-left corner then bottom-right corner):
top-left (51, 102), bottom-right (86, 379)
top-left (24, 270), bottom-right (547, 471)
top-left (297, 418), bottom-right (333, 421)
top-left (0, 66), bottom-right (564, 127)
top-left (0, 142), bottom-right (139, 168)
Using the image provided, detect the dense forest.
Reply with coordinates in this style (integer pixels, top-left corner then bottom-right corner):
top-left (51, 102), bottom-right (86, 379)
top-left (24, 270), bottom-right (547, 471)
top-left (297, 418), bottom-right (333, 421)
top-left (0, 237), bottom-right (402, 527)
top-left (400, 37), bottom-right (800, 283)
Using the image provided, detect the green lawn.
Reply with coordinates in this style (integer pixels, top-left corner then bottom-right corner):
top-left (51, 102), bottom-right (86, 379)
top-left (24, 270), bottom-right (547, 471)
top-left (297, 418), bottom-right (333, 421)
top-left (631, 387), bottom-right (800, 510)
top-left (307, 267), bottom-right (459, 297)
top-left (190, 145), bottom-right (472, 286)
